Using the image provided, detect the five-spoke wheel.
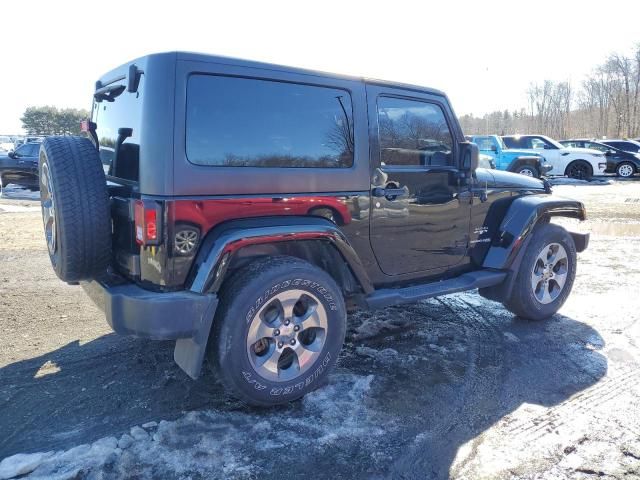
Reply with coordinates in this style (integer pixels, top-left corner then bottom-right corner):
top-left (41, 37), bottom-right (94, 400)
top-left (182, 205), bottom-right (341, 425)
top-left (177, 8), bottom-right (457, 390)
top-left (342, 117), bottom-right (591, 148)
top-left (247, 289), bottom-right (328, 382)
top-left (209, 256), bottom-right (346, 406)
top-left (502, 223), bottom-right (577, 321)
top-left (530, 243), bottom-right (569, 304)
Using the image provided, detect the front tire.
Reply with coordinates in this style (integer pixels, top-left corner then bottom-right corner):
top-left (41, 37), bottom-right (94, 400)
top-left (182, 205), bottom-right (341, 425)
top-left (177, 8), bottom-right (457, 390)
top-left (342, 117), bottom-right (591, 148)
top-left (208, 256), bottom-right (347, 406)
top-left (515, 165), bottom-right (539, 178)
top-left (503, 223), bottom-right (577, 321)
top-left (565, 161), bottom-right (593, 180)
top-left (616, 162), bottom-right (635, 178)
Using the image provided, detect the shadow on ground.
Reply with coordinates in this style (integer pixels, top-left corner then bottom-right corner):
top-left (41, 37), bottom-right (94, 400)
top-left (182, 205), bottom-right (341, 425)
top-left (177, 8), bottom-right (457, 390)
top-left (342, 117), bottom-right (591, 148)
top-left (0, 295), bottom-right (607, 478)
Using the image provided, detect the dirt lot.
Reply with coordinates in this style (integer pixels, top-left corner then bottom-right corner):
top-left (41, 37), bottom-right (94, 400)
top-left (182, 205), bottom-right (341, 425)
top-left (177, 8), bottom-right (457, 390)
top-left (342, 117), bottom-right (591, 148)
top-left (0, 180), bottom-right (639, 479)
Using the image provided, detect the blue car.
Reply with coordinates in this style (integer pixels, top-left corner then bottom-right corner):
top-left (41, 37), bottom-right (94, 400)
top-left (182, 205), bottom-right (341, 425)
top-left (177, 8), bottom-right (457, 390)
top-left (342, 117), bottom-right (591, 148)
top-left (469, 135), bottom-right (552, 178)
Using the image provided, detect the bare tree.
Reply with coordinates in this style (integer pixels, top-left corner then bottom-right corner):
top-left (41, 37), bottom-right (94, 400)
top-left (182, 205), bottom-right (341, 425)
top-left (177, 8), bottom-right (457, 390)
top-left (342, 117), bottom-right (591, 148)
top-left (458, 42), bottom-right (640, 140)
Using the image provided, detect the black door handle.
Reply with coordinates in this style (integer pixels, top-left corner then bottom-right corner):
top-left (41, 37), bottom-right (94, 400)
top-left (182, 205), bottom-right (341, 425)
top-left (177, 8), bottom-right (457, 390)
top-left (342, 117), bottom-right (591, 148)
top-left (372, 185), bottom-right (409, 200)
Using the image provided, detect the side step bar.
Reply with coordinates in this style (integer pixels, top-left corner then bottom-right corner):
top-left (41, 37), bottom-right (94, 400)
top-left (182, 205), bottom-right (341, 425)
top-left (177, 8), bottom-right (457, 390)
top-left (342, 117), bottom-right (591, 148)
top-left (365, 270), bottom-right (507, 310)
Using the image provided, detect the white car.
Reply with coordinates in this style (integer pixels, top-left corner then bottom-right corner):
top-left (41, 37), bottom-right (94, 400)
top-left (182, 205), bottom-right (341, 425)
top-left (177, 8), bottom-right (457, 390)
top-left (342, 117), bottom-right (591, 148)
top-left (502, 134), bottom-right (606, 179)
top-left (0, 136), bottom-right (14, 152)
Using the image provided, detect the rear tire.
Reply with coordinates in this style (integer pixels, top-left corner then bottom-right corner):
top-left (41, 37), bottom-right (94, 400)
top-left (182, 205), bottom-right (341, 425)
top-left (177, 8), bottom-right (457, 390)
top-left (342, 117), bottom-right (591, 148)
top-left (502, 223), bottom-right (577, 321)
top-left (208, 256), bottom-right (346, 406)
top-left (565, 161), bottom-right (593, 180)
top-left (39, 136), bottom-right (111, 283)
top-left (616, 162), bottom-right (635, 178)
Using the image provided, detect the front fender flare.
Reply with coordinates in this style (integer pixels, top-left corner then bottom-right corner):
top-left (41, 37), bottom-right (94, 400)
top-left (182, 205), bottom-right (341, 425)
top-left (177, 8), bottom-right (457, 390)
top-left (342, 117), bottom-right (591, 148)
top-left (482, 194), bottom-right (587, 270)
top-left (506, 156), bottom-right (541, 173)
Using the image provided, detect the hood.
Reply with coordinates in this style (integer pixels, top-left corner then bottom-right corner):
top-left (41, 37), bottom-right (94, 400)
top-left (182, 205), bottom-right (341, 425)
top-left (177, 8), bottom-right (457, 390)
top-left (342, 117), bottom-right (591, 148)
top-left (477, 168), bottom-right (546, 191)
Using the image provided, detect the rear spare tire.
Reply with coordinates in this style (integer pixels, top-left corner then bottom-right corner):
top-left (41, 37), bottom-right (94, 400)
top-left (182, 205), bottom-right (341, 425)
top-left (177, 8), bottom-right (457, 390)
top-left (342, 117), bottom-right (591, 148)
top-left (39, 136), bottom-right (111, 282)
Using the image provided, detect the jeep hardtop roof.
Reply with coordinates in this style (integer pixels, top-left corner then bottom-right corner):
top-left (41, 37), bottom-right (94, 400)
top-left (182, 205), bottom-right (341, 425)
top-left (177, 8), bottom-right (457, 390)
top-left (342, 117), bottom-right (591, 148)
top-left (96, 51), bottom-right (447, 98)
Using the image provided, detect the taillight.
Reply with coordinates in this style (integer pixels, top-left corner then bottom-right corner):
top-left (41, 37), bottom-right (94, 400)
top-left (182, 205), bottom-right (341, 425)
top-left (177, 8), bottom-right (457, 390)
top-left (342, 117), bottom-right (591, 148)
top-left (134, 200), bottom-right (162, 246)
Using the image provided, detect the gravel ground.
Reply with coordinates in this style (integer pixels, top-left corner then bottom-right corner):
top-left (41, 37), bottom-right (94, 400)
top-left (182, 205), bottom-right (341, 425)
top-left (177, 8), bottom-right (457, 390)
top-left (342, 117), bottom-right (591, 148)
top-left (0, 180), bottom-right (639, 479)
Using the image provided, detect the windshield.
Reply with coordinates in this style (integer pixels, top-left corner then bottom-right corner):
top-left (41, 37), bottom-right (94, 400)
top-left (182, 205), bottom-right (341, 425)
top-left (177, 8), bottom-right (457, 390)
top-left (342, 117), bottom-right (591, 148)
top-left (542, 136), bottom-right (565, 149)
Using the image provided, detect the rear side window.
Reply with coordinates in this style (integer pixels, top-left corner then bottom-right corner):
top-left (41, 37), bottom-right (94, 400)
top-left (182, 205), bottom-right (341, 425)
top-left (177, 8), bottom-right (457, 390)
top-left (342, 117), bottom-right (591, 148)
top-left (186, 75), bottom-right (354, 168)
top-left (584, 142), bottom-right (608, 152)
top-left (610, 141), bottom-right (640, 152)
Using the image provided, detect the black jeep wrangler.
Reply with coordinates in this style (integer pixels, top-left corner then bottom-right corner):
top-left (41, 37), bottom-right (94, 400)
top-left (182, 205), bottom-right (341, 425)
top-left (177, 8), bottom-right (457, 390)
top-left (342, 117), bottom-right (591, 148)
top-left (38, 52), bottom-right (589, 406)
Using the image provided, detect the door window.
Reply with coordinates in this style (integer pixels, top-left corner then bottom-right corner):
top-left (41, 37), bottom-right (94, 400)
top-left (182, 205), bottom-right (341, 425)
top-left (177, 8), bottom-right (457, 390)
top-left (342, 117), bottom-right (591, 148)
top-left (377, 97), bottom-right (454, 167)
top-left (612, 141), bottom-right (640, 152)
top-left (16, 144), bottom-right (38, 157)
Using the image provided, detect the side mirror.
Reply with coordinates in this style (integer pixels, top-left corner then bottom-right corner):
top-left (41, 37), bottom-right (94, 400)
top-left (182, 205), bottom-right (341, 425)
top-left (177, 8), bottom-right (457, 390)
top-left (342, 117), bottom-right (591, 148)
top-left (8, 151), bottom-right (16, 159)
top-left (460, 141), bottom-right (479, 177)
top-left (605, 150), bottom-right (613, 156)
top-left (490, 145), bottom-right (498, 152)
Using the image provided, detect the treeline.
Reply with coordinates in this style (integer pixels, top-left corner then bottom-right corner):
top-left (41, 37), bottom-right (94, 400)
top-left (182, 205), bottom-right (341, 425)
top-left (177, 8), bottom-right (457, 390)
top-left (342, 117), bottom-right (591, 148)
top-left (21, 106), bottom-right (90, 136)
top-left (460, 43), bottom-right (640, 140)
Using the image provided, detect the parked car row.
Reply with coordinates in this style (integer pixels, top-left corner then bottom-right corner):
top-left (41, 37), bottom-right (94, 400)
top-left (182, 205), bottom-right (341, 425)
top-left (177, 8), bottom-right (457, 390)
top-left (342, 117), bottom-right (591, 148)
top-left (468, 133), bottom-right (640, 179)
top-left (467, 135), bottom-right (552, 178)
top-left (0, 135), bottom-right (46, 153)
top-left (560, 139), bottom-right (640, 178)
top-left (0, 142), bottom-right (41, 195)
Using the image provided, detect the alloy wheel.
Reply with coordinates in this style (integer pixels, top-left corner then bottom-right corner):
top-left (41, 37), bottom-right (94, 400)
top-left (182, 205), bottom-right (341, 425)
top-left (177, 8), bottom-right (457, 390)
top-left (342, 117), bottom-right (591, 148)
top-left (40, 162), bottom-right (57, 256)
top-left (568, 163), bottom-right (590, 180)
top-left (530, 242), bottom-right (569, 304)
top-left (175, 229), bottom-right (199, 255)
top-left (246, 289), bottom-right (328, 382)
top-left (617, 164), bottom-right (634, 178)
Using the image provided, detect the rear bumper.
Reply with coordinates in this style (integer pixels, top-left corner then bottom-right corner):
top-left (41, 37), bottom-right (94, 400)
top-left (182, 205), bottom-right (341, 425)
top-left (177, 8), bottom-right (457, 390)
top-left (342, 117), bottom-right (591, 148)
top-left (81, 277), bottom-right (218, 340)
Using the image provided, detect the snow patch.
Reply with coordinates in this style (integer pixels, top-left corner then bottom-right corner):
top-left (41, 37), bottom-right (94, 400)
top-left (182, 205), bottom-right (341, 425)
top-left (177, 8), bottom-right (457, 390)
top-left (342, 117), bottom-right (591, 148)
top-left (0, 452), bottom-right (54, 480)
top-left (4, 374), bottom-right (385, 479)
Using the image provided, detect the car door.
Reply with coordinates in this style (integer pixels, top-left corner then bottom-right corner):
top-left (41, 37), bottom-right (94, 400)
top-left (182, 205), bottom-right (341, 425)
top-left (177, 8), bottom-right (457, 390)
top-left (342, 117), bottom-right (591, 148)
top-left (367, 85), bottom-right (471, 276)
top-left (525, 136), bottom-right (569, 173)
top-left (14, 143), bottom-right (39, 173)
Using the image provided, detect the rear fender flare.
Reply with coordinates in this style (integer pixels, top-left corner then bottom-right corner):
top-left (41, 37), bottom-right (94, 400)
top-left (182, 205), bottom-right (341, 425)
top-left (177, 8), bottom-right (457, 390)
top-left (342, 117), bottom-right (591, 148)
top-left (187, 216), bottom-right (374, 295)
